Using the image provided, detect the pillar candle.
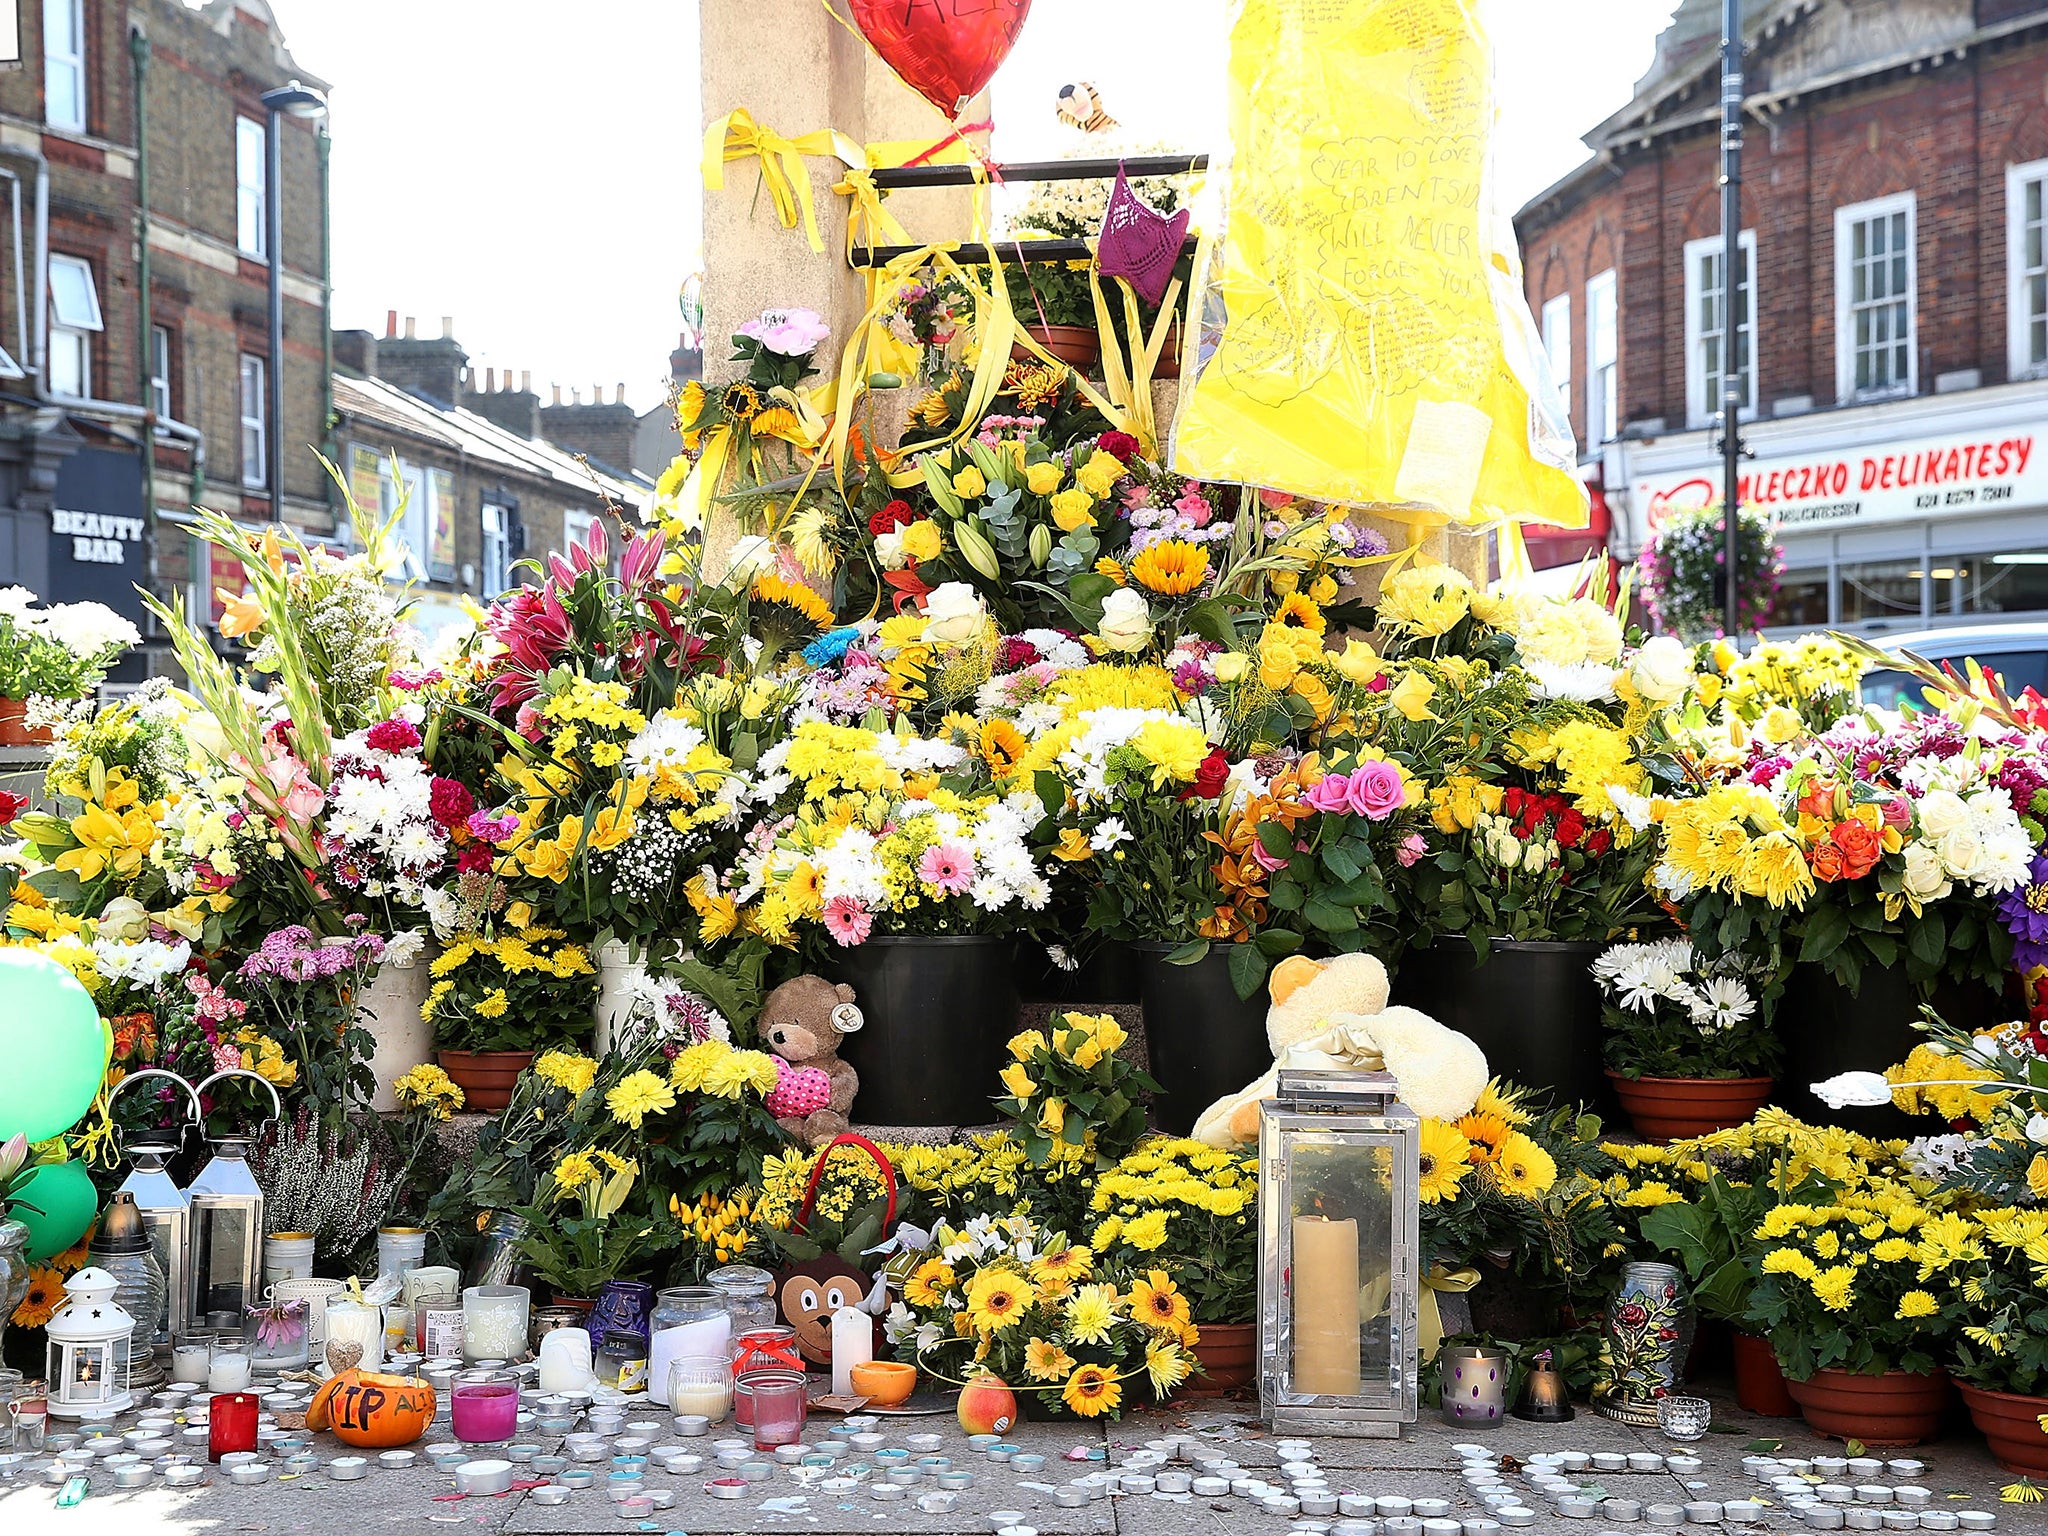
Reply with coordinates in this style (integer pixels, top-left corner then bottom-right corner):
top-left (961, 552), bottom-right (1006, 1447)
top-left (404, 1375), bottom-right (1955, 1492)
top-left (829, 1308), bottom-right (872, 1398)
top-left (536, 1326), bottom-right (598, 1393)
top-left (1291, 1215), bottom-right (1362, 1396)
top-left (323, 1297), bottom-right (385, 1374)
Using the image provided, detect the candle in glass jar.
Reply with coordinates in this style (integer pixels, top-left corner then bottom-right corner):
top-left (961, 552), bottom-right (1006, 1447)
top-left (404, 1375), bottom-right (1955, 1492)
top-left (323, 1297), bottom-right (386, 1374)
top-left (747, 1370), bottom-right (806, 1450)
top-left (1291, 1215), bottom-right (1362, 1396)
top-left (208, 1352), bottom-right (253, 1393)
top-left (449, 1378), bottom-right (520, 1444)
top-left (461, 1286), bottom-right (530, 1363)
top-left (667, 1356), bottom-right (732, 1422)
top-left (207, 1392), bottom-right (258, 1462)
top-left (170, 1344), bottom-right (211, 1384)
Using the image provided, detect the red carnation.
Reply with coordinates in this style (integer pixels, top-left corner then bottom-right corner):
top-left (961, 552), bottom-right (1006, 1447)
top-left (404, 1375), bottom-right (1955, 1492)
top-left (1096, 430), bottom-right (1141, 464)
top-left (868, 499), bottom-right (916, 536)
top-left (365, 718), bottom-right (422, 753)
top-left (996, 637), bottom-right (1044, 672)
top-left (457, 842), bottom-right (496, 874)
top-left (428, 777), bottom-right (476, 828)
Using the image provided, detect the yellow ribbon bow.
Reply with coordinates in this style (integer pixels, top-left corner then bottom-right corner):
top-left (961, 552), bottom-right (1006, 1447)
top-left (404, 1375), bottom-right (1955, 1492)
top-left (701, 109), bottom-right (861, 255)
top-left (1421, 1261), bottom-right (1483, 1364)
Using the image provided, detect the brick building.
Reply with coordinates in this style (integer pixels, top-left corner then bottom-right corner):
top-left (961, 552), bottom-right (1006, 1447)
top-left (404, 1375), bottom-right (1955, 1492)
top-left (0, 0), bottom-right (331, 676)
top-left (330, 314), bottom-right (647, 641)
top-left (1516, 0), bottom-right (2048, 633)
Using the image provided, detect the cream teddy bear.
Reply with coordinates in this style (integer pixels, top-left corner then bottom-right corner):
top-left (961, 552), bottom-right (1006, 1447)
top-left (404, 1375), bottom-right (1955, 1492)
top-left (1192, 952), bottom-right (1490, 1149)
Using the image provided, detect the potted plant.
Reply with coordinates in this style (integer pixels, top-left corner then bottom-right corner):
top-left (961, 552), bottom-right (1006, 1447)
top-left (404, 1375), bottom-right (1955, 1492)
top-left (1086, 1138), bottom-right (1258, 1391)
top-left (993, 1010), bottom-right (1156, 1170)
top-left (513, 1147), bottom-right (675, 1300)
top-left (1741, 1187), bottom-right (1968, 1445)
top-left (1594, 938), bottom-right (1778, 1140)
top-left (428, 924), bottom-right (597, 1110)
top-left (0, 591), bottom-right (139, 744)
top-left (1001, 249), bottom-right (1099, 368)
top-left (1952, 1207), bottom-right (2048, 1475)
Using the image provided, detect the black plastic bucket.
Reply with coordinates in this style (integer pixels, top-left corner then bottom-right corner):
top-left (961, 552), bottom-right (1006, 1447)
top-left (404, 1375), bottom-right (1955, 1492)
top-left (826, 935), bottom-right (1017, 1126)
top-left (1133, 943), bottom-right (1272, 1135)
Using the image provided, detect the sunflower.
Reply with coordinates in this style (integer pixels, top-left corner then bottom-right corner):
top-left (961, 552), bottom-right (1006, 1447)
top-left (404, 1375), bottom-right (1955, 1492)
top-left (1062, 1361), bottom-right (1123, 1418)
top-left (964, 1266), bottom-right (1031, 1334)
top-left (11, 1263), bottom-right (63, 1329)
top-left (979, 718), bottom-right (1029, 776)
top-left (721, 380), bottom-right (762, 421)
top-left (906, 1257), bottom-right (955, 1308)
top-left (1024, 1337), bottom-right (1076, 1381)
top-left (1418, 1119), bottom-right (1475, 1204)
top-left (753, 404), bottom-right (801, 441)
top-left (1127, 1271), bottom-right (1191, 1333)
top-left (1494, 1131), bottom-right (1559, 1198)
top-left (1455, 1109), bottom-right (1511, 1165)
top-left (750, 571), bottom-right (835, 651)
top-left (1272, 592), bottom-right (1327, 632)
top-left (1094, 557), bottom-right (1127, 586)
top-left (1128, 540), bottom-right (1211, 597)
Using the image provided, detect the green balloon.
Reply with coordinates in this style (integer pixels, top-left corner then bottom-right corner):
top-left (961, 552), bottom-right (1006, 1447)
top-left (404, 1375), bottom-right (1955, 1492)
top-left (0, 949), bottom-right (104, 1141)
top-left (12, 1158), bottom-right (97, 1262)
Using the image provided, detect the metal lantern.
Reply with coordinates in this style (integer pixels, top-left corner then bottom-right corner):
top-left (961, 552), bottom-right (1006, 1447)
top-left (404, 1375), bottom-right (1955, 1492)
top-left (1257, 1069), bottom-right (1420, 1437)
top-left (185, 1070), bottom-right (281, 1333)
top-left (45, 1266), bottom-right (138, 1418)
top-left (107, 1069), bottom-right (202, 1344)
top-left (88, 1192), bottom-right (167, 1388)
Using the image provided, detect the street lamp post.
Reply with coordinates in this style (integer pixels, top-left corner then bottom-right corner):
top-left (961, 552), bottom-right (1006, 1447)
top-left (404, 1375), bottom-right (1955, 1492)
top-left (258, 80), bottom-right (327, 525)
top-left (1719, 0), bottom-right (1745, 639)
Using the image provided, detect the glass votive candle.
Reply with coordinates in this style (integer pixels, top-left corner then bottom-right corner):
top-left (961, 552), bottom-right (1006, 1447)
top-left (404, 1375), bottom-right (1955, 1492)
top-left (206, 1335), bottom-right (255, 1394)
top-left (746, 1370), bottom-right (806, 1451)
top-left (1439, 1346), bottom-right (1509, 1427)
top-left (244, 1297), bottom-right (310, 1374)
top-left (323, 1295), bottom-right (385, 1374)
top-left (207, 1393), bottom-right (259, 1463)
top-left (1657, 1395), bottom-right (1714, 1442)
top-left (668, 1356), bottom-right (733, 1423)
top-left (450, 1374), bottom-right (521, 1444)
top-left (169, 1340), bottom-right (213, 1385)
top-left (462, 1286), bottom-right (531, 1363)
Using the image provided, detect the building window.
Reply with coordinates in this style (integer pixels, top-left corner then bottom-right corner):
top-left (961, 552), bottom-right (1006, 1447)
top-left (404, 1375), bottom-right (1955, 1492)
top-left (239, 353), bottom-right (266, 490)
top-left (1585, 269), bottom-right (1617, 444)
top-left (1540, 292), bottom-right (1571, 420)
top-left (236, 116), bottom-right (267, 259)
top-left (47, 254), bottom-right (102, 399)
top-left (1684, 230), bottom-right (1756, 429)
top-left (481, 502), bottom-right (512, 596)
top-left (150, 325), bottom-right (173, 418)
top-left (43, 0), bottom-right (85, 134)
top-left (1835, 193), bottom-right (1916, 401)
top-left (2008, 159), bottom-right (2048, 380)
top-left (1838, 558), bottom-right (1924, 625)
top-left (1769, 569), bottom-right (1831, 629)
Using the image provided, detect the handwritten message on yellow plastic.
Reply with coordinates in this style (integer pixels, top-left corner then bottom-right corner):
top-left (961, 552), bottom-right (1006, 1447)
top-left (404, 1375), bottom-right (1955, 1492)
top-left (1172, 0), bottom-right (1584, 528)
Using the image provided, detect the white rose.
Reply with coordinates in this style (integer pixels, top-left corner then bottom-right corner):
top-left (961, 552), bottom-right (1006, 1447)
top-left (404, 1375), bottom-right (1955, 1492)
top-left (919, 582), bottom-right (985, 647)
top-left (1626, 636), bottom-right (1695, 704)
top-left (2026, 1111), bottom-right (2048, 1146)
top-left (873, 530), bottom-right (908, 571)
top-left (1900, 842), bottom-right (1953, 903)
top-left (1935, 824), bottom-right (1983, 879)
top-left (95, 895), bottom-right (150, 943)
top-left (1095, 587), bottom-right (1153, 654)
top-left (1914, 790), bottom-right (1970, 841)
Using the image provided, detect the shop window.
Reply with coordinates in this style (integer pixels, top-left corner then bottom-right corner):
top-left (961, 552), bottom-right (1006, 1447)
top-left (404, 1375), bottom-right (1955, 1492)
top-left (1835, 194), bottom-right (1916, 401)
top-left (1769, 569), bottom-right (1830, 628)
top-left (1953, 550), bottom-right (2048, 618)
top-left (1684, 231), bottom-right (1756, 429)
top-left (2008, 160), bottom-right (2048, 379)
top-left (1837, 558), bottom-right (1924, 624)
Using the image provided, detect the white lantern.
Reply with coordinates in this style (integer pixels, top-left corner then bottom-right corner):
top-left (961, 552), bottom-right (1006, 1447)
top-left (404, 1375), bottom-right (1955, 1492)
top-left (46, 1266), bottom-right (138, 1418)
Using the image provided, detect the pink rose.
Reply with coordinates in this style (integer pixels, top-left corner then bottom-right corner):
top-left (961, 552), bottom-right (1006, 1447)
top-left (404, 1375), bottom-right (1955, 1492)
top-left (1304, 773), bottom-right (1355, 815)
top-left (1250, 838), bottom-right (1290, 873)
top-left (1396, 833), bottom-right (1428, 868)
top-left (1347, 760), bottom-right (1408, 821)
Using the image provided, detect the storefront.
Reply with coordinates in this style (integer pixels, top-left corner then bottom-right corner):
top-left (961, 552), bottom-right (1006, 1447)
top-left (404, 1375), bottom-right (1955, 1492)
top-left (1609, 380), bottom-right (2048, 636)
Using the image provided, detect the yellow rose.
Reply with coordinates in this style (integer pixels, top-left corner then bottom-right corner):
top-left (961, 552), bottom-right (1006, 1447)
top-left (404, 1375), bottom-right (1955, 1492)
top-left (952, 465), bottom-right (987, 499)
top-left (1331, 639), bottom-right (1382, 685)
top-left (1025, 462), bottom-right (1063, 496)
top-left (1050, 489), bottom-right (1096, 532)
top-left (1000, 1062), bottom-right (1038, 1100)
top-left (1388, 671), bottom-right (1438, 722)
top-left (1076, 451), bottom-right (1123, 498)
top-left (1211, 652), bottom-right (1247, 683)
top-left (1008, 1029), bottom-right (1048, 1061)
top-left (900, 519), bottom-right (943, 563)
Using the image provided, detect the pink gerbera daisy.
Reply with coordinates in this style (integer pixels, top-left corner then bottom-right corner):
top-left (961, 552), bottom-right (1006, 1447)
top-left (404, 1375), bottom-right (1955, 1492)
top-left (822, 896), bottom-right (874, 946)
top-left (917, 842), bottom-right (976, 896)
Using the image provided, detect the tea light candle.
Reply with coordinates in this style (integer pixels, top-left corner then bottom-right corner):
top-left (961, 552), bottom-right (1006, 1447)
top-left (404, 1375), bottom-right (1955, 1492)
top-left (1918, 1516), bottom-right (1958, 1533)
top-left (1804, 1511), bottom-right (1846, 1531)
top-left (1954, 1515), bottom-right (1997, 1532)
top-left (1843, 1511), bottom-right (1883, 1532)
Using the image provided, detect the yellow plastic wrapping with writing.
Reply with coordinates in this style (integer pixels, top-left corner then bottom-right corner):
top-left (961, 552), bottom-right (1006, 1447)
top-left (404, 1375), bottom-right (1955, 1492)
top-left (1170, 0), bottom-right (1586, 531)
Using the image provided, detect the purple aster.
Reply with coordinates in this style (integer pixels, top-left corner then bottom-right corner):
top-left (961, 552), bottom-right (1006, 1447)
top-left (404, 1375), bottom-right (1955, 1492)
top-left (1996, 849), bottom-right (2048, 969)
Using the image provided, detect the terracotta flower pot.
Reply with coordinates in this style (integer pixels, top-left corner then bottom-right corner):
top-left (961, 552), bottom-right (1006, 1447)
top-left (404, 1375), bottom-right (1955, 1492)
top-left (1606, 1071), bottom-right (1776, 1142)
top-left (0, 696), bottom-right (51, 746)
top-left (1732, 1329), bottom-right (1799, 1417)
top-left (1012, 324), bottom-right (1099, 370)
top-left (434, 1049), bottom-right (534, 1112)
top-left (1957, 1382), bottom-right (2048, 1475)
top-left (1152, 326), bottom-right (1182, 380)
top-left (1180, 1322), bottom-right (1255, 1396)
top-left (1784, 1365), bottom-right (1951, 1447)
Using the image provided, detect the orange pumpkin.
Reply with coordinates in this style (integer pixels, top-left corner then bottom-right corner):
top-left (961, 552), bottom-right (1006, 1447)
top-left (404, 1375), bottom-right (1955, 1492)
top-left (306, 1368), bottom-right (436, 1448)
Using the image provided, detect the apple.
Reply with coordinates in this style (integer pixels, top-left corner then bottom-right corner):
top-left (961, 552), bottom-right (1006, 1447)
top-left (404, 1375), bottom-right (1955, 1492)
top-left (956, 1372), bottom-right (1017, 1436)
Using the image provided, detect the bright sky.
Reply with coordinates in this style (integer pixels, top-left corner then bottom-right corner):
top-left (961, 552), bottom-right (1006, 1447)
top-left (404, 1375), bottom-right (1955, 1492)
top-left (268, 0), bottom-right (1678, 415)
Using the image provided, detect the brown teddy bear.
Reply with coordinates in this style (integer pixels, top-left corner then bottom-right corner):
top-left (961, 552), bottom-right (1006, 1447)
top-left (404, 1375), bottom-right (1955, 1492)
top-left (757, 975), bottom-right (863, 1147)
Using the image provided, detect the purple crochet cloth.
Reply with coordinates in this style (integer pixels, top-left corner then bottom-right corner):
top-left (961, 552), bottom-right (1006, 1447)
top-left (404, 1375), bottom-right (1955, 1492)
top-left (1096, 163), bottom-right (1190, 308)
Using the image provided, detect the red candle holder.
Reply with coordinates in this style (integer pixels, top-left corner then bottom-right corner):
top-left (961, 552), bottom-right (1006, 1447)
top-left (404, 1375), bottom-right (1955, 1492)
top-left (208, 1391), bottom-right (259, 1462)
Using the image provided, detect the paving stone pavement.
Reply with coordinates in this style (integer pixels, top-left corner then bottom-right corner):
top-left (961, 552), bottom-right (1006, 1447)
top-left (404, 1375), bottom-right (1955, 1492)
top-left (1, 1380), bottom-right (2043, 1536)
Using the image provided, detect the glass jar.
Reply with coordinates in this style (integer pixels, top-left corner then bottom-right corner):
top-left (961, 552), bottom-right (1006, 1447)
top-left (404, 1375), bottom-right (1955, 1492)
top-left (0, 1367), bottom-right (23, 1449)
top-left (648, 1286), bottom-right (729, 1410)
top-left (666, 1354), bottom-right (732, 1423)
top-left (376, 1227), bottom-right (427, 1281)
top-left (746, 1368), bottom-right (807, 1450)
top-left (243, 1297), bottom-right (310, 1374)
top-left (707, 1265), bottom-right (777, 1338)
top-left (596, 1330), bottom-right (648, 1393)
top-left (462, 1286), bottom-right (531, 1363)
top-left (1600, 1261), bottom-right (1695, 1408)
top-left (416, 1291), bottom-right (465, 1359)
top-left (450, 1370), bottom-right (520, 1444)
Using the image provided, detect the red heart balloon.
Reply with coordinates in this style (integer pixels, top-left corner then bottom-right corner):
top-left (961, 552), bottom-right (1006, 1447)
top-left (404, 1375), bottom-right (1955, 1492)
top-left (847, 0), bottom-right (1034, 121)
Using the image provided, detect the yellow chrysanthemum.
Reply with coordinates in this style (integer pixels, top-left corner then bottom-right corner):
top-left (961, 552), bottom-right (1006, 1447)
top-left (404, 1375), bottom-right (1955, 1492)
top-left (1066, 1283), bottom-right (1118, 1346)
top-left (606, 1069), bottom-right (677, 1129)
top-left (1896, 1290), bottom-right (1939, 1320)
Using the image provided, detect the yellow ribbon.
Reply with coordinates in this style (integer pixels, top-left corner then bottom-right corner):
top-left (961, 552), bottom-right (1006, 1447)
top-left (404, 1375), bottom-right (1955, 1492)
top-left (1420, 1261), bottom-right (1482, 1364)
top-left (701, 109), bottom-right (861, 255)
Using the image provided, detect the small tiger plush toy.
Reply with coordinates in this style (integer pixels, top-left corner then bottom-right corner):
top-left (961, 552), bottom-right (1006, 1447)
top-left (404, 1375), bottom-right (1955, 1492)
top-left (1055, 81), bottom-right (1118, 135)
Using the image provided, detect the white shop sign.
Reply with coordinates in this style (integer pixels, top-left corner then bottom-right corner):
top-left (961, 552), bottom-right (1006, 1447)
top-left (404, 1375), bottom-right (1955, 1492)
top-left (1633, 424), bottom-right (2048, 532)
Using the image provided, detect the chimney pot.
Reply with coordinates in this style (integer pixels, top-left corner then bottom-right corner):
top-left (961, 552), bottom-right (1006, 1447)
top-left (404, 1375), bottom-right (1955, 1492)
top-left (572, 388), bottom-right (583, 405)
top-left (385, 308), bottom-right (397, 339)
top-left (551, 384), bottom-right (562, 405)
top-left (441, 315), bottom-right (454, 339)
top-left (404, 315), bottom-right (417, 339)
top-left (483, 367), bottom-right (495, 393)
top-left (616, 383), bottom-right (626, 405)
top-left (520, 370), bottom-right (532, 393)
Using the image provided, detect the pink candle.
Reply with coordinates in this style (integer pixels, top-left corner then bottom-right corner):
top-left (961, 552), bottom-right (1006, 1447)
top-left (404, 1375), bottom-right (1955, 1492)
top-left (746, 1369), bottom-right (806, 1450)
top-left (449, 1380), bottom-right (519, 1444)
